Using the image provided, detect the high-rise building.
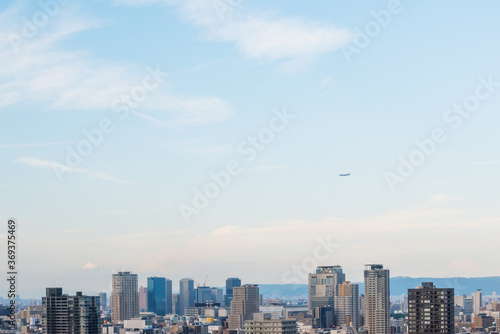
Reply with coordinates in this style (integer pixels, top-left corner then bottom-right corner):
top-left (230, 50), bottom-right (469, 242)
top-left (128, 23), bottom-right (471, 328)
top-left (195, 286), bottom-right (214, 306)
top-left (99, 292), bottom-right (107, 311)
top-left (408, 282), bottom-right (454, 334)
top-left (308, 265), bottom-right (345, 315)
top-left (147, 277), bottom-right (166, 316)
top-left (244, 313), bottom-right (297, 334)
top-left (225, 278), bottom-right (242, 306)
top-left (363, 264), bottom-right (390, 334)
top-left (166, 279), bottom-right (173, 314)
top-left (111, 272), bottom-right (139, 323)
top-left (139, 286), bottom-right (147, 312)
top-left (42, 288), bottom-right (100, 334)
top-left (313, 306), bottom-right (334, 329)
top-left (229, 284), bottom-right (260, 330)
top-left (335, 281), bottom-right (359, 329)
top-left (172, 294), bottom-right (180, 315)
top-left (212, 287), bottom-right (224, 305)
top-left (471, 289), bottom-right (482, 314)
top-left (179, 278), bottom-right (195, 315)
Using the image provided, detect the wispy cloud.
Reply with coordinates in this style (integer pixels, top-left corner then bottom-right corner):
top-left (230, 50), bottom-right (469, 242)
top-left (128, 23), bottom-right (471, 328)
top-left (0, 2), bottom-right (233, 126)
top-left (90, 172), bottom-right (132, 184)
top-left (116, 0), bottom-right (355, 70)
top-left (16, 157), bottom-right (86, 173)
top-left (426, 193), bottom-right (460, 205)
top-left (16, 157), bottom-right (131, 184)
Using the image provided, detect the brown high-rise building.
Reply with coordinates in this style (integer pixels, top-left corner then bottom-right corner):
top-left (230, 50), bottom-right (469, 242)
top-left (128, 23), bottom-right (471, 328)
top-left (363, 264), bottom-right (390, 334)
top-left (335, 281), bottom-right (360, 329)
top-left (228, 284), bottom-right (259, 330)
top-left (408, 282), bottom-right (454, 334)
top-left (111, 272), bottom-right (139, 323)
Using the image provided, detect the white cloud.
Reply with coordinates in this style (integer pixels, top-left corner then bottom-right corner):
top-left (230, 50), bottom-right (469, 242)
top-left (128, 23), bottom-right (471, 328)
top-left (16, 157), bottom-right (131, 184)
top-left (0, 3), bottom-right (233, 126)
top-left (16, 157), bottom-right (86, 173)
top-left (116, 0), bottom-right (355, 69)
top-left (426, 193), bottom-right (459, 205)
top-left (82, 262), bottom-right (101, 270)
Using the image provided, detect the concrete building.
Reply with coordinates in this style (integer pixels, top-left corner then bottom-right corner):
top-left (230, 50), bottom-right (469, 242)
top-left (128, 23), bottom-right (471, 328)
top-left (363, 264), bottom-right (390, 334)
top-left (42, 288), bottom-right (100, 334)
top-left (408, 282), bottom-right (454, 334)
top-left (474, 314), bottom-right (495, 329)
top-left (180, 278), bottom-right (195, 315)
top-left (111, 271), bottom-right (139, 323)
top-left (472, 290), bottom-right (483, 315)
top-left (228, 284), bottom-right (260, 330)
top-left (335, 281), bottom-right (359, 330)
top-left (244, 313), bottom-right (297, 334)
top-left (308, 266), bottom-right (345, 315)
top-left (139, 286), bottom-right (148, 312)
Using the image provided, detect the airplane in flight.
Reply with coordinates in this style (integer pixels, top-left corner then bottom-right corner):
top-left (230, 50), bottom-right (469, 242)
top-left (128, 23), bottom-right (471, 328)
top-left (338, 173), bottom-right (350, 177)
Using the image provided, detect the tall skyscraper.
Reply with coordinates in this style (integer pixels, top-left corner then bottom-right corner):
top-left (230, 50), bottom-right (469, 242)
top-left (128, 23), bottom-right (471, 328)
top-left (363, 264), bottom-right (390, 334)
top-left (147, 277), bottom-right (166, 316)
top-left (335, 281), bottom-right (360, 329)
top-left (111, 272), bottom-right (139, 323)
top-left (179, 278), bottom-right (195, 315)
top-left (99, 292), bottom-right (107, 311)
top-left (42, 288), bottom-right (100, 334)
top-left (408, 282), bottom-right (454, 334)
top-left (308, 265), bottom-right (345, 314)
top-left (228, 284), bottom-right (260, 330)
top-left (225, 277), bottom-right (241, 306)
top-left (471, 289), bottom-right (482, 314)
top-left (166, 279), bottom-right (173, 314)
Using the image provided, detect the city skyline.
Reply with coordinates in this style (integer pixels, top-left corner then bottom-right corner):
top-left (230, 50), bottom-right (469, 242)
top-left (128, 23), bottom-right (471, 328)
top-left (1, 0), bottom-right (500, 302)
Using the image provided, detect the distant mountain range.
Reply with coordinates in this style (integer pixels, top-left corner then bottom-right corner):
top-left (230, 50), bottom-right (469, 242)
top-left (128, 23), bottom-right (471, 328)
top-left (258, 276), bottom-right (500, 298)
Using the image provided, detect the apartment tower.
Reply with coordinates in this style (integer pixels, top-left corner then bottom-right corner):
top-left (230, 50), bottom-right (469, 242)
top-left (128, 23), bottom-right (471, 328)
top-left (111, 272), bottom-right (139, 323)
top-left (363, 264), bottom-right (390, 334)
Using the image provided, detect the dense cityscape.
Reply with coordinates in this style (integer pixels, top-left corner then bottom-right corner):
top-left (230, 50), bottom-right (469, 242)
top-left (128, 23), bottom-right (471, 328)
top-left (2, 1), bottom-right (500, 334)
top-left (1, 265), bottom-right (499, 334)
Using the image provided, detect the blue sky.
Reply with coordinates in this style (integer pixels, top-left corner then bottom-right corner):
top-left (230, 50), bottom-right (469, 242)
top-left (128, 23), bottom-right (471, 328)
top-left (1, 0), bottom-right (500, 298)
